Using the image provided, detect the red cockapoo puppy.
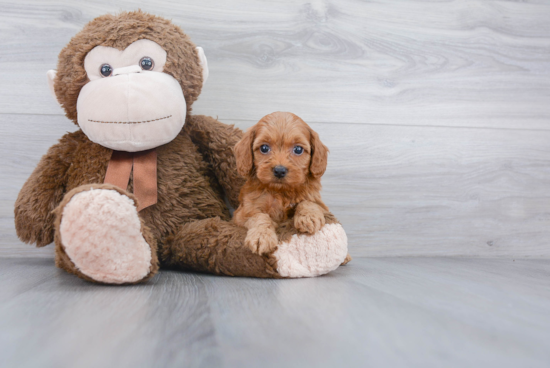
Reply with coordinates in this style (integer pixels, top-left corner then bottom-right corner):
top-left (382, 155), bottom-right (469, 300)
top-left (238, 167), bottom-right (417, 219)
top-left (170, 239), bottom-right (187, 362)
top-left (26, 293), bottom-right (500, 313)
top-left (233, 111), bottom-right (331, 255)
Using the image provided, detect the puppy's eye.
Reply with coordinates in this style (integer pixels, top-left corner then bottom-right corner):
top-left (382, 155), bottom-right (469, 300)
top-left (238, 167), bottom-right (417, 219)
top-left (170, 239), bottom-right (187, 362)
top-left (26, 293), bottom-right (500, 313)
top-left (139, 57), bottom-right (154, 71)
top-left (100, 64), bottom-right (113, 77)
top-left (260, 144), bottom-right (270, 154)
top-left (293, 146), bottom-right (304, 155)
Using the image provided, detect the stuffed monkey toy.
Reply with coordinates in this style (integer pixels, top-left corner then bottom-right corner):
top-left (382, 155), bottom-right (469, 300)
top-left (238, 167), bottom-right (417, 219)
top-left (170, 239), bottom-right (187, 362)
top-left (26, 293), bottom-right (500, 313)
top-left (14, 11), bottom-right (348, 284)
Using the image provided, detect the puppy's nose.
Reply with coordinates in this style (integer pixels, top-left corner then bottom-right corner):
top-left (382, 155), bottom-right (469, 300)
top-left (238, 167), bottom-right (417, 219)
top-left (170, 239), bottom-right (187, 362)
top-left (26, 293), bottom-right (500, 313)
top-left (273, 166), bottom-right (288, 178)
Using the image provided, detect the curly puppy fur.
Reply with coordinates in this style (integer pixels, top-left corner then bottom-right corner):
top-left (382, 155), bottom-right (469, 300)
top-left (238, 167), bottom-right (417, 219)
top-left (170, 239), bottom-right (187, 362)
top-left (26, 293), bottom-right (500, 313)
top-left (233, 112), bottom-right (331, 255)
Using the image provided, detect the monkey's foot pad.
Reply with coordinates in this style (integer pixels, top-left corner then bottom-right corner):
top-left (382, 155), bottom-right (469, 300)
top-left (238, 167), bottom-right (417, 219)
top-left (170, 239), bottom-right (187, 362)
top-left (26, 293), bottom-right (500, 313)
top-left (274, 223), bottom-right (348, 278)
top-left (59, 189), bottom-right (152, 284)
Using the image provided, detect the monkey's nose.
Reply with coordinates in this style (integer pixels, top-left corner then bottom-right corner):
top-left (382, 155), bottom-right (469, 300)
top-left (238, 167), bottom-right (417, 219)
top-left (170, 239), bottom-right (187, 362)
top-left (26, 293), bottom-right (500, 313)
top-left (273, 166), bottom-right (288, 178)
top-left (112, 65), bottom-right (142, 76)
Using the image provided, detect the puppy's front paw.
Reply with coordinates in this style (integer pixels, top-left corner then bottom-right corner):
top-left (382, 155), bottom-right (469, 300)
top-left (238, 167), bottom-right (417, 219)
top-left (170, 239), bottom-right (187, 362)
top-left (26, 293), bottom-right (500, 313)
top-left (245, 227), bottom-right (278, 255)
top-left (295, 212), bottom-right (326, 234)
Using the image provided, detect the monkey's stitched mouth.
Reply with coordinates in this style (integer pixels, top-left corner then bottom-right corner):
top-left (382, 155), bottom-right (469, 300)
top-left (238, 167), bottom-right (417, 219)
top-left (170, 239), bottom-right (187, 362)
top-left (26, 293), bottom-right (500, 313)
top-left (88, 115), bottom-right (172, 124)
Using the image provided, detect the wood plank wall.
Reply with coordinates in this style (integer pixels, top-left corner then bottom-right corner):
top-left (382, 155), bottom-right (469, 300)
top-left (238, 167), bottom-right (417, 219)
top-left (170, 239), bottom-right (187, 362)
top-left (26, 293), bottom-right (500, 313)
top-left (1, 0), bottom-right (549, 258)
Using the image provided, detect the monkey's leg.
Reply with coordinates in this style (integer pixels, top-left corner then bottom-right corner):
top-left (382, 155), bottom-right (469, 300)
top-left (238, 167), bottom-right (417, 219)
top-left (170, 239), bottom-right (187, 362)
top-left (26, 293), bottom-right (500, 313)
top-left (161, 217), bottom-right (279, 278)
top-left (161, 213), bottom-right (348, 278)
top-left (53, 184), bottom-right (159, 284)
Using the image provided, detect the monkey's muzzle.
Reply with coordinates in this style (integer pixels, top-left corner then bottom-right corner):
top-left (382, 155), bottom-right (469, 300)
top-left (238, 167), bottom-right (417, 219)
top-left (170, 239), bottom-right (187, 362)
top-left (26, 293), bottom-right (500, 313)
top-left (77, 71), bottom-right (186, 152)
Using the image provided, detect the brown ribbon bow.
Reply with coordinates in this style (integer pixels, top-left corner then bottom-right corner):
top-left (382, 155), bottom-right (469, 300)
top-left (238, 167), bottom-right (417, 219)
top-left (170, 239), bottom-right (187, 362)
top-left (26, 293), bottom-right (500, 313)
top-left (104, 149), bottom-right (158, 211)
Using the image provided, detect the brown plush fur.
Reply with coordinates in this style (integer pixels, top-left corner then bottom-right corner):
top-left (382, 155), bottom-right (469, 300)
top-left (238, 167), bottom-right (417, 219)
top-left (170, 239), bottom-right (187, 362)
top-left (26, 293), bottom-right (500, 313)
top-left (233, 112), bottom-right (330, 255)
top-left (14, 11), bottom-right (319, 282)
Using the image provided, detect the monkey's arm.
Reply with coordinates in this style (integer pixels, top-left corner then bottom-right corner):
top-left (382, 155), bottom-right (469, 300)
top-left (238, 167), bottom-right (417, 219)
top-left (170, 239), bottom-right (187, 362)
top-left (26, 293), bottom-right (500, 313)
top-left (14, 134), bottom-right (76, 247)
top-left (185, 115), bottom-right (245, 208)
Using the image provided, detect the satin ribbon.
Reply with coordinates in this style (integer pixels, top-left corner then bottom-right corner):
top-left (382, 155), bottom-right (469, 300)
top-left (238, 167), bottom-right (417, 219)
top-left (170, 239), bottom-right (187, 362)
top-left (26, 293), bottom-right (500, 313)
top-left (104, 149), bottom-right (157, 211)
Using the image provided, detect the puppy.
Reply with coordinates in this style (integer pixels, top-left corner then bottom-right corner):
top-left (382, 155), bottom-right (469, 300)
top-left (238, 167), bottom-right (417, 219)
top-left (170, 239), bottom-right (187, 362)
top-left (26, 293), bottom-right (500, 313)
top-left (233, 111), bottom-right (330, 255)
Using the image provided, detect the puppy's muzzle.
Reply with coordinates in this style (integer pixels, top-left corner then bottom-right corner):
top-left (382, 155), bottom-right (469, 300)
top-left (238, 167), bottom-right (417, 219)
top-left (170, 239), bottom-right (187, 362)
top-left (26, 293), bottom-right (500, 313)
top-left (273, 165), bottom-right (288, 178)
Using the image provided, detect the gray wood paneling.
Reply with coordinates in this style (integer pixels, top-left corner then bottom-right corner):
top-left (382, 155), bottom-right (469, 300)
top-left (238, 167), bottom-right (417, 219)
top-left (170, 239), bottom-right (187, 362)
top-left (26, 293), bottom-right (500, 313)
top-left (1, 257), bottom-right (549, 368)
top-left (0, 0), bottom-right (549, 129)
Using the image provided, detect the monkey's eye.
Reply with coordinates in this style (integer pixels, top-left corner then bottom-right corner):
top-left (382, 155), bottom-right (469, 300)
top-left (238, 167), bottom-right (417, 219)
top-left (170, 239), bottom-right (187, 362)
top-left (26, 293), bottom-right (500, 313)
top-left (139, 57), bottom-right (154, 71)
top-left (100, 64), bottom-right (113, 77)
top-left (260, 144), bottom-right (270, 154)
top-left (293, 146), bottom-right (304, 155)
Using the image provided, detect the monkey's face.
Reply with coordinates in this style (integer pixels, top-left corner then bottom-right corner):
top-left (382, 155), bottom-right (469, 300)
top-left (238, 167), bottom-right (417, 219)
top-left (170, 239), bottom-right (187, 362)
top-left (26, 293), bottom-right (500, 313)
top-left (48, 12), bottom-right (209, 152)
top-left (73, 40), bottom-right (188, 152)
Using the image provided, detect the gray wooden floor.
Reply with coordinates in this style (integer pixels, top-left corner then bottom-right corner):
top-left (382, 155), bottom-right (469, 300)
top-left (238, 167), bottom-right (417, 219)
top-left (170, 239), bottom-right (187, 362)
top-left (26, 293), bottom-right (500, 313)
top-left (1, 257), bottom-right (549, 368)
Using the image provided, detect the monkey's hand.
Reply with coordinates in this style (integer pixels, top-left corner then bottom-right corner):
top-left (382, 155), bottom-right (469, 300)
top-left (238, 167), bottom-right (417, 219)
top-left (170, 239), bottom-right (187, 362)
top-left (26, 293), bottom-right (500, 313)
top-left (341, 254), bottom-right (353, 265)
top-left (14, 132), bottom-right (77, 246)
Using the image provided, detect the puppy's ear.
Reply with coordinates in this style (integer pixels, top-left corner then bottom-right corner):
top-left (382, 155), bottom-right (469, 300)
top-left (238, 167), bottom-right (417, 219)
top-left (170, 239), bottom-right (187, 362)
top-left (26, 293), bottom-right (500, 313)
top-left (309, 128), bottom-right (329, 178)
top-left (234, 126), bottom-right (256, 177)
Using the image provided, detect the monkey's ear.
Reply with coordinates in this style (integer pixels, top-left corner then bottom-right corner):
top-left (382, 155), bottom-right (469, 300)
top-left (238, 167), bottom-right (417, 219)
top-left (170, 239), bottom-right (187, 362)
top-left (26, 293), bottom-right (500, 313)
top-left (196, 47), bottom-right (209, 85)
top-left (46, 70), bottom-right (61, 105)
top-left (234, 126), bottom-right (256, 177)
